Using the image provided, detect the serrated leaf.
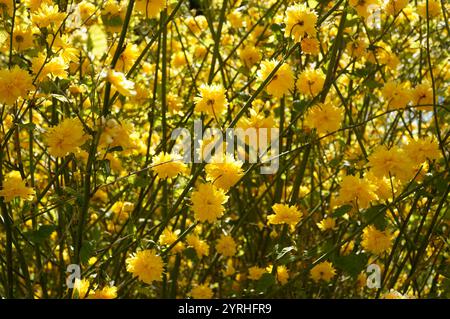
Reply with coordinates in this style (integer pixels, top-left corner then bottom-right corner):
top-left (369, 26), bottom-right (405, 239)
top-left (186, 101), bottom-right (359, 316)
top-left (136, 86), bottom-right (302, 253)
top-left (107, 146), bottom-right (123, 153)
top-left (183, 247), bottom-right (198, 261)
top-left (80, 241), bottom-right (94, 264)
top-left (334, 253), bottom-right (368, 277)
top-left (255, 273), bottom-right (275, 292)
top-left (275, 246), bottom-right (296, 266)
top-left (134, 174), bottom-right (149, 187)
top-left (0, 30), bottom-right (8, 46)
top-left (270, 23), bottom-right (283, 32)
top-left (363, 205), bottom-right (387, 230)
top-left (333, 205), bottom-right (352, 218)
top-left (19, 123), bottom-right (36, 131)
top-left (293, 100), bottom-right (308, 113)
top-left (51, 94), bottom-right (70, 103)
top-left (25, 225), bottom-right (56, 244)
top-left (365, 79), bottom-right (382, 89)
top-left (88, 25), bottom-right (108, 58)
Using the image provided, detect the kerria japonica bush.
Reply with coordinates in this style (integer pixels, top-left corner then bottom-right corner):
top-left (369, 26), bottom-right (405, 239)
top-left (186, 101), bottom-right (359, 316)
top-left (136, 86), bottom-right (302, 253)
top-left (0, 0), bottom-right (449, 299)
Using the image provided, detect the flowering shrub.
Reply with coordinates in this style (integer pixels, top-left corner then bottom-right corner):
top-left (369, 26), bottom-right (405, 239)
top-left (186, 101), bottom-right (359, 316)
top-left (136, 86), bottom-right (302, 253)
top-left (0, 0), bottom-right (449, 299)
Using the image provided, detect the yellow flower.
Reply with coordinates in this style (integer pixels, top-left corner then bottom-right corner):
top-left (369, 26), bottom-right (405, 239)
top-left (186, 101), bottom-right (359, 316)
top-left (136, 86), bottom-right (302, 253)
top-left (417, 0), bottom-right (441, 18)
top-left (304, 102), bottom-right (343, 135)
top-left (297, 68), bottom-right (325, 97)
top-left (346, 38), bottom-right (368, 58)
top-left (258, 60), bottom-right (294, 98)
top-left (26, 0), bottom-right (53, 12)
top-left (88, 286), bottom-right (117, 299)
top-left (126, 249), bottom-right (164, 284)
top-left (340, 241), bottom-right (355, 256)
top-left (317, 217), bottom-right (336, 231)
top-left (224, 258), bottom-right (236, 276)
top-left (248, 266), bottom-right (266, 280)
top-left (381, 81), bottom-right (411, 110)
top-left (349, 0), bottom-right (379, 18)
top-left (277, 265), bottom-right (289, 285)
top-left (310, 261), bottom-right (336, 282)
top-left (0, 0), bottom-right (13, 15)
top-left (205, 155), bottom-right (243, 191)
top-left (301, 37), bottom-right (320, 55)
top-left (237, 108), bottom-right (276, 148)
top-left (403, 137), bottom-right (441, 166)
top-left (368, 146), bottom-right (415, 181)
top-left (0, 66), bottom-right (34, 105)
top-left (185, 15), bottom-right (208, 34)
top-left (386, 0), bottom-right (409, 15)
top-left (151, 152), bottom-right (187, 179)
top-left (361, 225), bottom-right (392, 255)
top-left (381, 289), bottom-right (410, 299)
top-left (186, 234), bottom-right (210, 258)
top-left (31, 4), bottom-right (66, 28)
top-left (0, 172), bottom-right (35, 202)
top-left (111, 201), bottom-right (133, 223)
top-left (99, 118), bottom-right (135, 150)
top-left (191, 183), bottom-right (229, 223)
top-left (45, 118), bottom-right (88, 157)
top-left (11, 26), bottom-right (34, 51)
top-left (216, 234), bottom-right (237, 257)
top-left (167, 93), bottom-right (183, 113)
top-left (239, 45), bottom-right (261, 68)
top-left (190, 284), bottom-right (213, 299)
top-left (336, 175), bottom-right (378, 209)
top-left (107, 69), bottom-right (136, 96)
top-left (72, 278), bottom-right (90, 299)
top-left (114, 44), bottom-right (139, 72)
top-left (79, 1), bottom-right (97, 24)
top-left (31, 54), bottom-right (68, 81)
top-left (194, 84), bottom-right (228, 117)
top-left (366, 173), bottom-right (393, 201)
top-left (227, 10), bottom-right (243, 29)
top-left (172, 52), bottom-right (187, 68)
top-left (101, 0), bottom-right (126, 33)
top-left (284, 3), bottom-right (317, 42)
top-left (160, 229), bottom-right (184, 253)
top-left (135, 0), bottom-right (166, 19)
top-left (194, 45), bottom-right (208, 59)
top-left (411, 82), bottom-right (433, 110)
top-left (268, 203), bottom-right (303, 226)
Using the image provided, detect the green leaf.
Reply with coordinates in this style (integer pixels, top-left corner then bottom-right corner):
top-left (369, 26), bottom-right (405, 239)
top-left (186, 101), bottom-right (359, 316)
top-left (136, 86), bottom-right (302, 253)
top-left (183, 247), bottom-right (198, 261)
top-left (255, 273), bottom-right (276, 292)
top-left (97, 159), bottom-right (111, 176)
top-left (19, 123), bottom-right (36, 131)
top-left (51, 94), bottom-right (70, 103)
top-left (80, 241), bottom-right (94, 264)
top-left (25, 225), bottom-right (56, 244)
top-left (437, 264), bottom-right (450, 278)
top-left (276, 246), bottom-right (296, 265)
top-left (353, 68), bottom-right (369, 77)
top-left (293, 100), bottom-right (308, 113)
top-left (0, 30), bottom-right (8, 47)
top-left (105, 15), bottom-right (123, 27)
top-left (134, 174), bottom-right (149, 187)
top-left (333, 205), bottom-right (352, 218)
top-left (39, 80), bottom-right (57, 94)
top-left (363, 205), bottom-right (387, 230)
top-left (364, 79), bottom-right (382, 89)
top-left (344, 18), bottom-right (359, 28)
top-left (88, 24), bottom-right (108, 58)
top-left (276, 246), bottom-right (295, 260)
top-left (107, 146), bottom-right (123, 153)
top-left (270, 23), bottom-right (283, 32)
top-left (334, 253), bottom-right (368, 277)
